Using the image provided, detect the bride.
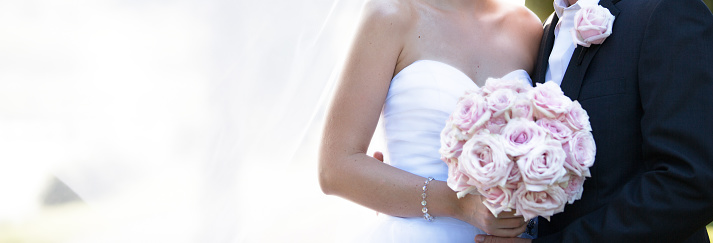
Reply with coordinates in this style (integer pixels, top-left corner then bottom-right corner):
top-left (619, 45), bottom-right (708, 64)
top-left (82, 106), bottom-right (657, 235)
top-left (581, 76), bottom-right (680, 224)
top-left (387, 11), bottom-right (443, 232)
top-left (318, 0), bottom-right (542, 241)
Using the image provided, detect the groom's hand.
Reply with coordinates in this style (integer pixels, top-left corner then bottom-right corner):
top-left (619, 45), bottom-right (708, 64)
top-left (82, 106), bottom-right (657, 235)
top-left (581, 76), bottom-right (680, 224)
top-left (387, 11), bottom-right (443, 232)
top-left (475, 235), bottom-right (531, 243)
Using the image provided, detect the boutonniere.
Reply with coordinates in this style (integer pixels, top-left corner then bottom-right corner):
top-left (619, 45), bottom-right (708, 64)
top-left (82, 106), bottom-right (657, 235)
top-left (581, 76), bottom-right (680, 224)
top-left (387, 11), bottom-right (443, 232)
top-left (571, 2), bottom-right (615, 47)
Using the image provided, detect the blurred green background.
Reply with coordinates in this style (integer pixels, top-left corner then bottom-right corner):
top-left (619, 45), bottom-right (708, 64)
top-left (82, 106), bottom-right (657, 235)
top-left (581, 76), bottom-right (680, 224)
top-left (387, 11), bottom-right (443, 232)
top-left (525, 0), bottom-right (713, 21)
top-left (523, 0), bottom-right (713, 240)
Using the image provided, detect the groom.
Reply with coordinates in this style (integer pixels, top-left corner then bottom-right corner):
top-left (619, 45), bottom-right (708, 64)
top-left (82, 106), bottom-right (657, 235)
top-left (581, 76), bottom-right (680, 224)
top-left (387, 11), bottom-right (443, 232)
top-left (478, 0), bottom-right (713, 242)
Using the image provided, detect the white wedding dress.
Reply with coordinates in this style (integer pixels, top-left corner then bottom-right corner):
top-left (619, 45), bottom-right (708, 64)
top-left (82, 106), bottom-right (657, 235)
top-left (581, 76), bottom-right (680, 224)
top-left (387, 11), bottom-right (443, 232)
top-left (356, 60), bottom-right (532, 242)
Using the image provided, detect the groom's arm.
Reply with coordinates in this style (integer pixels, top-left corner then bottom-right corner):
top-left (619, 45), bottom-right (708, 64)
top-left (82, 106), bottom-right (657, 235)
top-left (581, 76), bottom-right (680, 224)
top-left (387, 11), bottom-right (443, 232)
top-left (534, 0), bottom-right (713, 242)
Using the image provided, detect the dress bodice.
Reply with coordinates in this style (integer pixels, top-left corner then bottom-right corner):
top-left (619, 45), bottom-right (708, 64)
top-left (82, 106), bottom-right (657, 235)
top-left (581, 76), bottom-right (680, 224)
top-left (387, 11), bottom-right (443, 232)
top-left (383, 60), bottom-right (530, 181)
top-left (361, 60), bottom-right (531, 242)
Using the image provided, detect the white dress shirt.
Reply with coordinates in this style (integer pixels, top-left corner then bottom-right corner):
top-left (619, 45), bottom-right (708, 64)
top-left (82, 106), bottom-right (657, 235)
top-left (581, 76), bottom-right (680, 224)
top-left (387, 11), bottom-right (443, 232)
top-left (545, 0), bottom-right (583, 86)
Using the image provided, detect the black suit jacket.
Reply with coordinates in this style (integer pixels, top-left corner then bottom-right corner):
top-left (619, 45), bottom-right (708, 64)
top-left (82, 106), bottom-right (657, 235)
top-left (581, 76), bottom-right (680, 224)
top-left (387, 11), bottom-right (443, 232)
top-left (532, 0), bottom-right (713, 242)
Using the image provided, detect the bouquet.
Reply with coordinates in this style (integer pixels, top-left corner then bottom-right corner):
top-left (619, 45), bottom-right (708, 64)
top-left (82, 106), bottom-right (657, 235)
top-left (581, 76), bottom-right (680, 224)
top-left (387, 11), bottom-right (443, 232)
top-left (439, 76), bottom-right (596, 221)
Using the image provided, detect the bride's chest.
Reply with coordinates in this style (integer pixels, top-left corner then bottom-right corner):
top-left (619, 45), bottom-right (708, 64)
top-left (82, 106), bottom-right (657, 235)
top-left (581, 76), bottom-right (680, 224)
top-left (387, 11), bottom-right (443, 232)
top-left (406, 28), bottom-right (531, 85)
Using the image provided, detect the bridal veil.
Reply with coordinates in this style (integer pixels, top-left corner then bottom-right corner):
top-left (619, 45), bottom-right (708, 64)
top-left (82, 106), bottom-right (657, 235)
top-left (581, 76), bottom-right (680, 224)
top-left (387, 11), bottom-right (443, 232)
top-left (0, 0), bottom-right (523, 242)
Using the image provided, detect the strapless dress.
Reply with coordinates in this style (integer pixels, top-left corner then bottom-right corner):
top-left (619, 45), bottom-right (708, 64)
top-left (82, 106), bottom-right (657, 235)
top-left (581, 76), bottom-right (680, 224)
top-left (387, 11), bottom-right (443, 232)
top-left (354, 60), bottom-right (532, 242)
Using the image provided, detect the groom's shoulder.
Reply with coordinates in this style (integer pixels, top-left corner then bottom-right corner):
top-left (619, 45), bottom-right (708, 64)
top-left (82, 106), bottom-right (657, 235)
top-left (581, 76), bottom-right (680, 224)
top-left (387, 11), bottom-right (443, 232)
top-left (615, 0), bottom-right (705, 13)
top-left (614, 0), bottom-right (711, 24)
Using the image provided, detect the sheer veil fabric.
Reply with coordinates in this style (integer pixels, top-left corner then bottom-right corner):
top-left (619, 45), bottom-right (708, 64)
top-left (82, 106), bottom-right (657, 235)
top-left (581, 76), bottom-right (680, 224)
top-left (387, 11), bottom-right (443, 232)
top-left (0, 0), bottom-right (522, 242)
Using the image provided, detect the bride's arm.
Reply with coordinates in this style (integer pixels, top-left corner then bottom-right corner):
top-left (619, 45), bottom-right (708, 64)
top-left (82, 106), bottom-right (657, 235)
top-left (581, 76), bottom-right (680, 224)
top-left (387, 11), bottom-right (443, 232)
top-left (318, 0), bottom-right (525, 237)
top-left (319, 0), bottom-right (445, 218)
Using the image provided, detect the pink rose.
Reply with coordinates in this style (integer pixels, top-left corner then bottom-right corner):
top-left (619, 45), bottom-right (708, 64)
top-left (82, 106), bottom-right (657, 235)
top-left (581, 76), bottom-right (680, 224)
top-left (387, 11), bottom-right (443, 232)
top-left (460, 87), bottom-right (484, 101)
top-left (479, 186), bottom-right (515, 217)
top-left (486, 88), bottom-right (517, 117)
top-left (447, 161), bottom-right (474, 193)
top-left (510, 97), bottom-right (534, 121)
top-left (484, 114), bottom-right (508, 135)
top-left (559, 173), bottom-right (585, 204)
top-left (439, 123), bottom-right (466, 161)
top-left (571, 5), bottom-right (615, 47)
top-left (451, 94), bottom-right (491, 135)
top-left (513, 186), bottom-right (568, 221)
top-left (565, 101), bottom-right (592, 132)
top-left (563, 131), bottom-right (596, 177)
top-left (516, 139), bottom-right (568, 192)
top-left (530, 82), bottom-right (573, 119)
top-left (505, 165), bottom-right (522, 190)
top-left (482, 77), bottom-right (521, 95)
top-left (536, 117), bottom-right (574, 142)
top-left (459, 133), bottom-right (512, 190)
top-left (482, 76), bottom-right (533, 95)
top-left (500, 118), bottom-right (548, 157)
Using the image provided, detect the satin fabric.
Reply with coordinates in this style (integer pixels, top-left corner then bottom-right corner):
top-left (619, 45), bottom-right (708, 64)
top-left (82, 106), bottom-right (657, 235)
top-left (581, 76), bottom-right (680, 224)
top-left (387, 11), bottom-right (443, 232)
top-left (356, 60), bottom-right (530, 242)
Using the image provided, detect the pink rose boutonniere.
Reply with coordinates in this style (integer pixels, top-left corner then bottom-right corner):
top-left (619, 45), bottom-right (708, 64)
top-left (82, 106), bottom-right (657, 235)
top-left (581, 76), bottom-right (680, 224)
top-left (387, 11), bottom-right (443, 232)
top-left (571, 2), bottom-right (615, 47)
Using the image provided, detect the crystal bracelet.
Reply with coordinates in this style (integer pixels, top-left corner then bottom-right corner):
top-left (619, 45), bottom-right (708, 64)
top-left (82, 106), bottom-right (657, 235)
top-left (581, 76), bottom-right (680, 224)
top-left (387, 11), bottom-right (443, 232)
top-left (421, 177), bottom-right (434, 222)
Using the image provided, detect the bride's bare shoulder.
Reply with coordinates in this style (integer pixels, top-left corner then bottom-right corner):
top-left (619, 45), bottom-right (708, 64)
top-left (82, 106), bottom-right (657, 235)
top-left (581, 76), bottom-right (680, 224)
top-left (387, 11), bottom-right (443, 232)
top-left (347, 0), bottom-right (417, 53)
top-left (360, 0), bottom-right (415, 28)
top-left (502, 3), bottom-right (543, 35)
top-left (495, 3), bottom-right (543, 49)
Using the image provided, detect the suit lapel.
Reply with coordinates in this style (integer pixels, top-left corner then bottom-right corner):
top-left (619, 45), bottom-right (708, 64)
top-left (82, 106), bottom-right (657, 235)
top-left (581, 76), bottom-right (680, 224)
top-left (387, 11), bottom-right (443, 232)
top-left (559, 0), bottom-right (620, 100)
top-left (534, 14), bottom-right (558, 85)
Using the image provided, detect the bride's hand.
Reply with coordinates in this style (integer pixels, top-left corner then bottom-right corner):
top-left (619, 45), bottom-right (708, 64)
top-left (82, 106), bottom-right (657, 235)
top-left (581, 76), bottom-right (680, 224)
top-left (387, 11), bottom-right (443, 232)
top-left (372, 151), bottom-right (384, 162)
top-left (456, 194), bottom-right (527, 237)
top-left (372, 150), bottom-right (526, 237)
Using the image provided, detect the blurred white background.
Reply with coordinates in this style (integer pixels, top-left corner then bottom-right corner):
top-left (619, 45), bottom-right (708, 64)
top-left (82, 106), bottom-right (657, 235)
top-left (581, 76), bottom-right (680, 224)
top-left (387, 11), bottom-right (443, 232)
top-left (0, 0), bottom-right (535, 242)
top-left (0, 0), bottom-right (375, 242)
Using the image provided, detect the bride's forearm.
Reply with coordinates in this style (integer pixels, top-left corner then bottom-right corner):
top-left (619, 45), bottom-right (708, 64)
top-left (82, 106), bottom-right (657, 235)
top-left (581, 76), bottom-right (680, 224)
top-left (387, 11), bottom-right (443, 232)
top-left (319, 152), bottom-right (461, 219)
